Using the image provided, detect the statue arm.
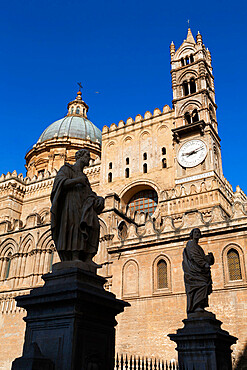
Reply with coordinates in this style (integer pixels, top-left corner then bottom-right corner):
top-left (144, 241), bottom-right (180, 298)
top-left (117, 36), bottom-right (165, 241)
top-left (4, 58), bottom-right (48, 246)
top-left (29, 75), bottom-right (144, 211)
top-left (188, 244), bottom-right (208, 269)
top-left (63, 175), bottom-right (87, 189)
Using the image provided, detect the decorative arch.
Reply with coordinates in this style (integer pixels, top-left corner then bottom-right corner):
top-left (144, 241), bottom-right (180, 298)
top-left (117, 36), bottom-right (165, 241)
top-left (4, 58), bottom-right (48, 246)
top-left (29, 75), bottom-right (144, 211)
top-left (122, 259), bottom-right (139, 297)
top-left (118, 221), bottom-right (128, 240)
top-left (39, 207), bottom-right (50, 223)
top-left (153, 254), bottom-right (171, 293)
top-left (222, 244), bottom-right (246, 285)
top-left (21, 233), bottom-right (35, 253)
top-left (123, 135), bottom-right (133, 144)
top-left (140, 130), bottom-right (151, 141)
top-left (0, 238), bottom-right (18, 256)
top-left (37, 230), bottom-right (54, 250)
top-left (178, 100), bottom-right (202, 116)
top-left (178, 70), bottom-right (198, 84)
top-left (176, 46), bottom-right (196, 59)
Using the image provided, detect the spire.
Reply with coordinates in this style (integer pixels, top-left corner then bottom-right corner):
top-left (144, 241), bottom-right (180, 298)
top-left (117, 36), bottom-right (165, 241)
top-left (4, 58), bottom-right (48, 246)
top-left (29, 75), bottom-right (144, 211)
top-left (186, 28), bottom-right (196, 44)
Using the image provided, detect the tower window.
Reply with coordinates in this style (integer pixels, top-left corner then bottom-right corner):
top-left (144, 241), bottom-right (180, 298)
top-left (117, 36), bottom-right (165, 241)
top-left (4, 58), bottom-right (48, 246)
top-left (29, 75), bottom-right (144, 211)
top-left (108, 172), bottom-right (112, 183)
top-left (162, 147), bottom-right (166, 155)
top-left (190, 54), bottom-right (194, 63)
top-left (125, 168), bottom-right (130, 178)
top-left (126, 157), bottom-right (129, 165)
top-left (227, 249), bottom-right (242, 281)
top-left (143, 163), bottom-right (147, 173)
top-left (192, 109), bottom-right (199, 123)
top-left (162, 158), bottom-right (167, 168)
top-left (185, 56), bottom-right (190, 65)
top-left (190, 78), bottom-right (196, 94)
top-left (181, 58), bottom-right (185, 66)
top-left (143, 153), bottom-right (147, 160)
top-left (157, 260), bottom-right (168, 289)
top-left (71, 108), bottom-right (74, 114)
top-left (182, 81), bottom-right (189, 96)
top-left (128, 189), bottom-right (158, 216)
top-left (184, 112), bottom-right (191, 124)
top-left (76, 107), bottom-right (80, 114)
top-left (109, 162), bottom-right (112, 169)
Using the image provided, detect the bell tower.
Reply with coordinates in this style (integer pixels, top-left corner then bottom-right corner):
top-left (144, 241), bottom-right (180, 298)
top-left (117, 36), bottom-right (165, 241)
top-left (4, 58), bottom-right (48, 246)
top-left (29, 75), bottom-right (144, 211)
top-left (170, 29), bottom-right (223, 182)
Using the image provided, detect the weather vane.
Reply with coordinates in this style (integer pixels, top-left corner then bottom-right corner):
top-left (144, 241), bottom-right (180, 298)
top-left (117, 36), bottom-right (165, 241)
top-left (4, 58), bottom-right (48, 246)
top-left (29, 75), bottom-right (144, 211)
top-left (77, 82), bottom-right (82, 92)
top-left (187, 19), bottom-right (190, 28)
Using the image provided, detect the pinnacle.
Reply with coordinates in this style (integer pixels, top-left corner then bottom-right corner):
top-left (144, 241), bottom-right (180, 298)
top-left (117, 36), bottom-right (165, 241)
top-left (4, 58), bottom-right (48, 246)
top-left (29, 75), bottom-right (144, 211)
top-left (186, 28), bottom-right (196, 44)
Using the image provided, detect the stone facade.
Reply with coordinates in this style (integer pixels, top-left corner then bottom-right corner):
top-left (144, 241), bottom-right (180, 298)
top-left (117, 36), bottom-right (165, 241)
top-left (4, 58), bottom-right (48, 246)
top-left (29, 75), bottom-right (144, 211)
top-left (0, 29), bottom-right (247, 369)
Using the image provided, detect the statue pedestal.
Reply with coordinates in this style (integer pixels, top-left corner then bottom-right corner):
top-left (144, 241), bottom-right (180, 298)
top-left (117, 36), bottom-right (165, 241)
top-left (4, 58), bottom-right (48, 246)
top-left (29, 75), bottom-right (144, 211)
top-left (169, 311), bottom-right (237, 370)
top-left (12, 262), bottom-right (129, 370)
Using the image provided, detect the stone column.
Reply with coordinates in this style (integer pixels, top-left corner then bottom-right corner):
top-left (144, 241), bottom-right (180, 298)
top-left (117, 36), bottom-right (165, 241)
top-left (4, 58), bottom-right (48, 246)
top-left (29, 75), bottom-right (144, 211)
top-left (169, 311), bottom-right (237, 370)
top-left (12, 262), bottom-right (129, 370)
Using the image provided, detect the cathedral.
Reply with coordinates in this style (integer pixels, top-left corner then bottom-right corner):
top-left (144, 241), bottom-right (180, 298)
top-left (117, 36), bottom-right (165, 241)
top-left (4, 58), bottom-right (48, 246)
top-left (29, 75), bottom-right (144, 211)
top-left (0, 29), bottom-right (247, 368)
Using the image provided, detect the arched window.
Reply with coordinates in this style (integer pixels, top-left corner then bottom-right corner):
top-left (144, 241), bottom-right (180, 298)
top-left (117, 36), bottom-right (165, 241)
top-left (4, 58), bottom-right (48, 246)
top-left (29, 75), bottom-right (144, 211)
top-left (227, 249), bottom-right (242, 281)
top-left (190, 78), bottom-right (196, 94)
top-left (71, 108), bottom-right (74, 114)
top-left (185, 56), bottom-right (190, 65)
top-left (162, 158), bottom-right (167, 168)
top-left (126, 157), bottom-right (129, 165)
top-left (143, 153), bottom-right (147, 160)
top-left (181, 58), bottom-right (185, 66)
top-left (76, 107), bottom-right (80, 114)
top-left (190, 54), bottom-right (194, 63)
top-left (209, 104), bottom-right (215, 122)
top-left (118, 221), bottom-right (128, 240)
top-left (5, 252), bottom-right (12, 280)
top-left (143, 163), bottom-right (147, 173)
top-left (125, 168), bottom-right (130, 178)
top-left (184, 112), bottom-right (191, 124)
top-left (108, 172), bottom-right (112, 183)
top-left (157, 260), bottom-right (168, 289)
top-left (128, 189), bottom-right (158, 216)
top-left (109, 162), bottom-right (112, 169)
top-left (192, 109), bottom-right (199, 123)
top-left (162, 147), bottom-right (166, 155)
top-left (182, 81), bottom-right (189, 96)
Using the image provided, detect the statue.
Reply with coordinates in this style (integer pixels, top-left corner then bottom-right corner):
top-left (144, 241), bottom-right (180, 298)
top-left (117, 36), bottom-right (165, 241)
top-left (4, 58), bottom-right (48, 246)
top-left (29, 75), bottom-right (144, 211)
top-left (182, 228), bottom-right (214, 314)
top-left (50, 149), bottom-right (105, 264)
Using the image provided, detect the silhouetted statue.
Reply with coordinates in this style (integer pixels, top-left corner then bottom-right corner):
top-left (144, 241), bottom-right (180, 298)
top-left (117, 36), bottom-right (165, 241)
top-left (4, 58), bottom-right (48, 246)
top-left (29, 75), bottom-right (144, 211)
top-left (51, 149), bottom-right (104, 264)
top-left (182, 228), bottom-right (214, 314)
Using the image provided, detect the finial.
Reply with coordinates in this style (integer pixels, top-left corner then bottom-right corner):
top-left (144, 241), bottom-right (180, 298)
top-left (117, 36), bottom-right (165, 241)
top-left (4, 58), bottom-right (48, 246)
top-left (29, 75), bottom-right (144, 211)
top-left (186, 27), bottom-right (196, 44)
top-left (77, 82), bottom-right (82, 92)
top-left (170, 41), bottom-right (175, 56)
top-left (196, 31), bottom-right (203, 45)
top-left (187, 19), bottom-right (190, 28)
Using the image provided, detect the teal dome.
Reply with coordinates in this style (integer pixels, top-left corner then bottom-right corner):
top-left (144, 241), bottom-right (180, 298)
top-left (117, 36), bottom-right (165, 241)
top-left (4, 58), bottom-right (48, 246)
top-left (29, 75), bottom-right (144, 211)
top-left (38, 116), bottom-right (102, 144)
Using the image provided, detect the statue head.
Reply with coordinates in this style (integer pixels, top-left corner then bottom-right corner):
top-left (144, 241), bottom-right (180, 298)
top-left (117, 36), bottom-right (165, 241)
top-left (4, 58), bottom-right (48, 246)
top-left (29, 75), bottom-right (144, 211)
top-left (75, 149), bottom-right (90, 167)
top-left (190, 228), bottom-right (201, 240)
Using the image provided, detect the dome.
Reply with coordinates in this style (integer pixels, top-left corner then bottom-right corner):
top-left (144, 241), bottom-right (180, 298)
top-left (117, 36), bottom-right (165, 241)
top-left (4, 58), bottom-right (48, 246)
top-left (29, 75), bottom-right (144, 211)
top-left (37, 115), bottom-right (102, 144)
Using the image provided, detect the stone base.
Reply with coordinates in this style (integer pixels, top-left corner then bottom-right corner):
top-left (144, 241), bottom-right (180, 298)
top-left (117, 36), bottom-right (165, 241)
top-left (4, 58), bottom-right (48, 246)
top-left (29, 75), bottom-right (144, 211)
top-left (12, 263), bottom-right (129, 370)
top-left (169, 311), bottom-right (237, 370)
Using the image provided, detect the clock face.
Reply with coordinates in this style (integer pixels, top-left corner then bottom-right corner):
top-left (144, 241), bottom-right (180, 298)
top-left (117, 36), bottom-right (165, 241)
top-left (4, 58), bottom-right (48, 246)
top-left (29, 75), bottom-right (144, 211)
top-left (177, 139), bottom-right (207, 168)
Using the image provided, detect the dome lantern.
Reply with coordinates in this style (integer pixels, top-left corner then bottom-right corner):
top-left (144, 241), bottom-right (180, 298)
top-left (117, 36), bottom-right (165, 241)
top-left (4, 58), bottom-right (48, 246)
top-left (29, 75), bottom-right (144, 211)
top-left (67, 90), bottom-right (89, 118)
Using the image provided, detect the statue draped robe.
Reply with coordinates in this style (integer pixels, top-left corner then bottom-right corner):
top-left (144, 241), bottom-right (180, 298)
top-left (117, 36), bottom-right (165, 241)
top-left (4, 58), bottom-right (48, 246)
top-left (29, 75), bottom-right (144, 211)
top-left (50, 163), bottom-right (100, 260)
top-left (182, 241), bottom-right (213, 313)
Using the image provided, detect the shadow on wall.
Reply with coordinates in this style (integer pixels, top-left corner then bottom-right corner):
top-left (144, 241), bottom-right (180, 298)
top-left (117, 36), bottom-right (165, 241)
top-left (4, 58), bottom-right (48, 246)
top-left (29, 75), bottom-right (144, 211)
top-left (234, 342), bottom-right (247, 369)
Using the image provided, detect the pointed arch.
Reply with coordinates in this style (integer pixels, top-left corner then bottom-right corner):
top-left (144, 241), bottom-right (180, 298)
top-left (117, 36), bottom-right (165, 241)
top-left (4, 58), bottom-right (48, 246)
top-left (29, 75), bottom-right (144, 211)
top-left (0, 238), bottom-right (18, 256)
top-left (21, 233), bottom-right (35, 253)
top-left (37, 229), bottom-right (54, 250)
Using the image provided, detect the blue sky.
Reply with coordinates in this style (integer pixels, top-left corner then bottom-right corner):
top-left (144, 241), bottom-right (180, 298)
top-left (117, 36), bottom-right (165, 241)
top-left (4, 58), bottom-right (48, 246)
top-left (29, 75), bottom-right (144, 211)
top-left (1, 0), bottom-right (246, 193)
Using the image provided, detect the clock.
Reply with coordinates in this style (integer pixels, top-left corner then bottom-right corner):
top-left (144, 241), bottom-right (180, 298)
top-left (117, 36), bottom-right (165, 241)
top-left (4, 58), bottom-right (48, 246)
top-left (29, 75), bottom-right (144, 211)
top-left (177, 139), bottom-right (207, 168)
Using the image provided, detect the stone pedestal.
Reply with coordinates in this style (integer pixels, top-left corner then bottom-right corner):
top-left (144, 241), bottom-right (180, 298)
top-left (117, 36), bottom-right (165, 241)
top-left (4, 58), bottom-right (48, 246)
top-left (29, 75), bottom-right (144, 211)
top-left (12, 262), bottom-right (129, 370)
top-left (169, 311), bottom-right (237, 370)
